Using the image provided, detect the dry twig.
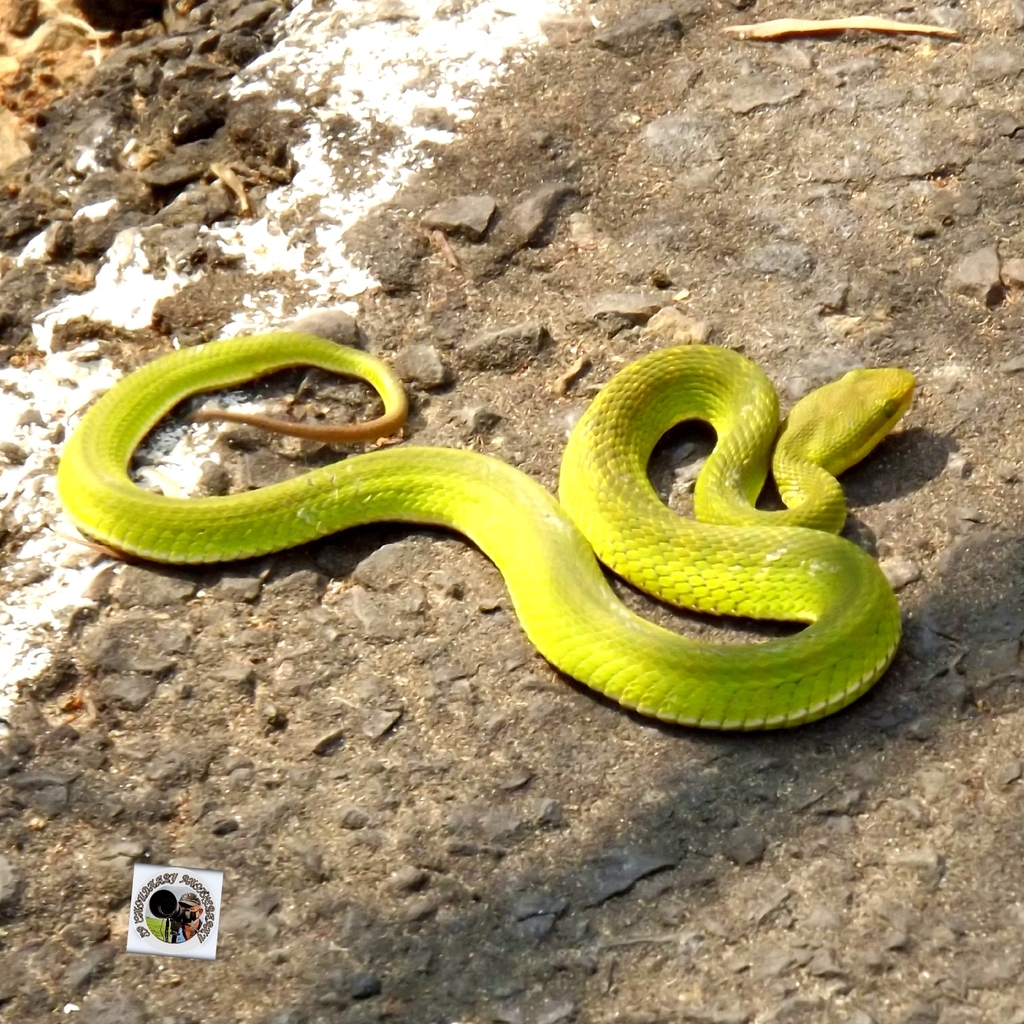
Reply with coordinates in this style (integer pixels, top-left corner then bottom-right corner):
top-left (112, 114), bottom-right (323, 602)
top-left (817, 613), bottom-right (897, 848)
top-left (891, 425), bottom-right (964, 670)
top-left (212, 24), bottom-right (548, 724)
top-left (429, 229), bottom-right (461, 270)
top-left (554, 353), bottom-right (591, 396)
top-left (210, 162), bottom-right (252, 216)
top-left (723, 16), bottom-right (958, 41)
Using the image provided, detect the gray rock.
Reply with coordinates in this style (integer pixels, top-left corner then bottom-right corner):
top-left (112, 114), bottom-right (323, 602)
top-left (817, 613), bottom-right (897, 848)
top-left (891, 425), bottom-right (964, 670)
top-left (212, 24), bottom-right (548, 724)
top-left (721, 77), bottom-right (803, 115)
top-left (1002, 257), bottom-right (1024, 289)
top-left (880, 557), bottom-right (921, 590)
top-left (350, 974), bottom-right (382, 999)
top-left (511, 890), bottom-right (568, 921)
top-left (144, 748), bottom-right (196, 784)
top-left (589, 290), bottom-right (670, 324)
top-left (769, 997), bottom-right (825, 1023)
top-left (399, 895), bottom-right (440, 922)
top-left (755, 947), bottom-right (799, 980)
top-left (748, 242), bottom-right (816, 279)
top-left (384, 865), bottom-right (427, 893)
top-left (967, 955), bottom-right (1020, 989)
top-left (645, 307), bottom-right (709, 344)
top-left (311, 728), bottom-right (345, 756)
top-left (352, 543), bottom-right (413, 590)
top-left (506, 182), bottom-right (577, 247)
top-left (197, 460), bottom-right (231, 496)
top-left (803, 904), bottom-right (841, 930)
top-left (529, 796), bottom-right (565, 827)
top-left (61, 943), bottom-right (117, 991)
top-left (0, 440), bottom-right (28, 464)
top-left (681, 1008), bottom-right (753, 1024)
top-left (973, 47), bottom-right (1024, 83)
top-left (343, 586), bottom-right (425, 640)
top-left (264, 570), bottom-right (327, 602)
top-left (535, 1000), bottom-right (577, 1024)
top-left (209, 570), bottom-right (265, 601)
top-left (0, 854), bottom-right (21, 908)
top-left (139, 145), bottom-right (212, 188)
top-left (97, 839), bottom-right (146, 864)
top-left (998, 760), bottom-right (1022, 785)
top-left (111, 565), bottom-right (197, 608)
top-left (458, 321), bottom-right (550, 371)
top-left (78, 994), bottom-right (147, 1024)
top-left (806, 946), bottom-right (846, 977)
top-left (514, 914), bottom-right (557, 941)
top-left (723, 826), bottom-right (766, 865)
top-left (890, 847), bottom-right (942, 871)
top-left (593, 3), bottom-right (684, 56)
top-left (9, 771), bottom-right (71, 815)
top-left (949, 246), bottom-right (1003, 304)
top-left (581, 847), bottom-right (675, 906)
top-left (422, 194), bottom-right (496, 240)
top-left (339, 806), bottom-right (371, 829)
top-left (155, 183), bottom-right (234, 228)
top-left (393, 343), bottom-right (449, 388)
top-left (843, 1013), bottom-right (878, 1024)
top-left (916, 768), bottom-right (950, 800)
top-left (361, 708), bottom-right (401, 738)
top-left (899, 1002), bottom-right (939, 1024)
top-left (643, 115), bottom-right (727, 165)
top-left (222, 892), bottom-right (280, 940)
top-left (454, 404), bottom-right (501, 434)
top-left (478, 808), bottom-right (524, 843)
top-left (223, 0), bottom-right (279, 33)
top-left (6, 0), bottom-right (39, 36)
top-left (494, 999), bottom-right (577, 1024)
top-left (288, 309), bottom-right (362, 347)
top-left (98, 673), bottom-right (158, 710)
top-left (262, 1011), bottom-right (306, 1024)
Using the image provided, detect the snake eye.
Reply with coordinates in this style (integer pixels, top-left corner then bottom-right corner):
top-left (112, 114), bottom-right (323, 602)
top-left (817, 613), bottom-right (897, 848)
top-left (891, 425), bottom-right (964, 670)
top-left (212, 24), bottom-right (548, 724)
top-left (881, 398), bottom-right (901, 420)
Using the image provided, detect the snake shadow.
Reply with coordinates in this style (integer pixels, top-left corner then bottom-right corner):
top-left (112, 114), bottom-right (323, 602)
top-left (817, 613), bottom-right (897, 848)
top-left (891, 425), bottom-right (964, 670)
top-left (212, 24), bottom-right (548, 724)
top-left (840, 426), bottom-right (954, 507)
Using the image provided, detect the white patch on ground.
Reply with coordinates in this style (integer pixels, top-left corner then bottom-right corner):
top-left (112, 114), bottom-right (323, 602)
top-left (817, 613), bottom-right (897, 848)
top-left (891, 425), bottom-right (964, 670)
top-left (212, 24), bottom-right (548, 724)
top-left (0, 0), bottom-right (571, 722)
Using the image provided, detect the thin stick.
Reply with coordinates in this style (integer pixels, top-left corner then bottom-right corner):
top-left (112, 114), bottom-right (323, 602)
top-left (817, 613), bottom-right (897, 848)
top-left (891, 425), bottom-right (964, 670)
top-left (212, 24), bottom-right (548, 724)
top-left (723, 16), bottom-right (958, 41)
top-left (210, 162), bottom-right (252, 216)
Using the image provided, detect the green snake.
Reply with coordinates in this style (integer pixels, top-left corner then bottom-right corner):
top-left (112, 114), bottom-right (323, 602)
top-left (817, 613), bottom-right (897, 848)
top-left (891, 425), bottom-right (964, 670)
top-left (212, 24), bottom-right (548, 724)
top-left (57, 333), bottom-right (914, 730)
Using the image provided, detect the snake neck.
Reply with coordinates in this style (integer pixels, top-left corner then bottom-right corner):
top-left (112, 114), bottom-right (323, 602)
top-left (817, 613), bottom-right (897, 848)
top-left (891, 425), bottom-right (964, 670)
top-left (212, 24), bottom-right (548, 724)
top-left (768, 447), bottom-right (847, 534)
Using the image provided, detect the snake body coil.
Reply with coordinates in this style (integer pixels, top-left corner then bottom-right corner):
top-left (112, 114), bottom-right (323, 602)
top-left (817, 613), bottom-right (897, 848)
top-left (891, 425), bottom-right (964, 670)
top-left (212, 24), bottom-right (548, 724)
top-left (58, 333), bottom-right (914, 730)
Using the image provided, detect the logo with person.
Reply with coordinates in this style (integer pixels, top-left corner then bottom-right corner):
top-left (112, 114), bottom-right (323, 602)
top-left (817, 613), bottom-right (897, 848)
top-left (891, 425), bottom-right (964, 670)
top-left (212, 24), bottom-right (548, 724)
top-left (127, 865), bottom-right (223, 960)
top-left (146, 888), bottom-right (205, 944)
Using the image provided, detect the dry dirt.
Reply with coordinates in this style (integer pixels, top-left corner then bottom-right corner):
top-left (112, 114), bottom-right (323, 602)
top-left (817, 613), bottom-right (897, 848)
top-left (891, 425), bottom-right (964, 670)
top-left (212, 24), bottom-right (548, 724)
top-left (6, 2), bottom-right (1024, 1024)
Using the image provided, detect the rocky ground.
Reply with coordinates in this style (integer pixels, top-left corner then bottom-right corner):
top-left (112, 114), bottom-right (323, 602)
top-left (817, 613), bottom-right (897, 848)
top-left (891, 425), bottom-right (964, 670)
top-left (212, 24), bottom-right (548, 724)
top-left (5, 1), bottom-right (1024, 1023)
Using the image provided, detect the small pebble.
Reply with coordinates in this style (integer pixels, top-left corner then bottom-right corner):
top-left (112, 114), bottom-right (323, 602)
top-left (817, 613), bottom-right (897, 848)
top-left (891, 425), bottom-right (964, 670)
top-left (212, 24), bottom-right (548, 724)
top-left (593, 4), bottom-right (684, 57)
top-left (588, 290), bottom-right (671, 324)
top-left (880, 557), bottom-right (921, 591)
top-left (506, 182), bottom-right (576, 248)
top-left (458, 321), bottom-right (550, 372)
top-left (948, 245), bottom-right (1003, 305)
top-left (421, 194), bottom-right (496, 241)
top-left (393, 344), bottom-right (449, 388)
top-left (645, 307), bottom-right (709, 344)
top-left (350, 974), bottom-right (382, 999)
top-left (385, 866), bottom-right (428, 893)
top-left (723, 826), bottom-right (766, 866)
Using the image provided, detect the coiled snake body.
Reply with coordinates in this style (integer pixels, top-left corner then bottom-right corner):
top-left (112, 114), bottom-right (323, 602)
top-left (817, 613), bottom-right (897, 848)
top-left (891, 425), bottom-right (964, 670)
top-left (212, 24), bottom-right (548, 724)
top-left (58, 334), bottom-right (914, 730)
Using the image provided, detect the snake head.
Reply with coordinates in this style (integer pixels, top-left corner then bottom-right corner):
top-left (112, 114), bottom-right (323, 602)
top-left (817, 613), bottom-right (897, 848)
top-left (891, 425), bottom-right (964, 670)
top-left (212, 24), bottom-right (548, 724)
top-left (778, 366), bottom-right (916, 476)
